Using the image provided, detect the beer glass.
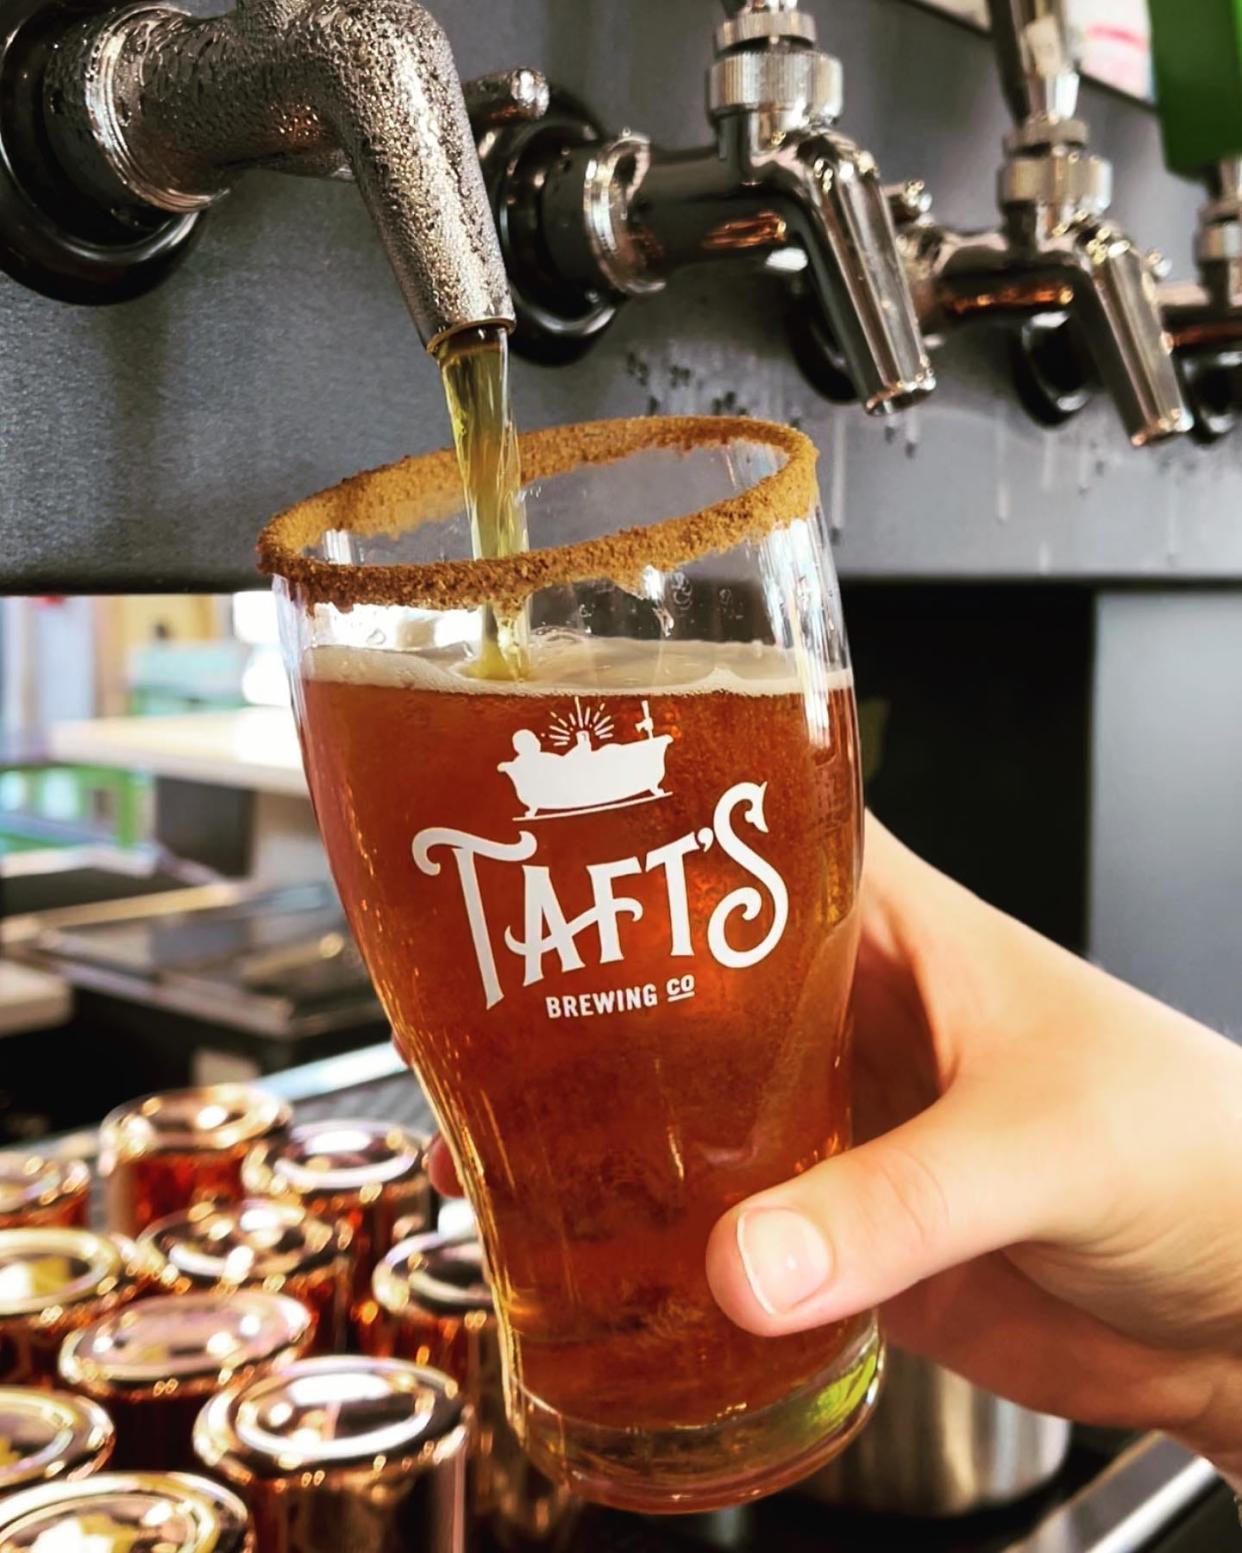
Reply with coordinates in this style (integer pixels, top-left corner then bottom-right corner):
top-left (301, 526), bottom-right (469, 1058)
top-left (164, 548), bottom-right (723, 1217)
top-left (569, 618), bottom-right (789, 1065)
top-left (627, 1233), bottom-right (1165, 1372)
top-left (260, 416), bottom-right (879, 1513)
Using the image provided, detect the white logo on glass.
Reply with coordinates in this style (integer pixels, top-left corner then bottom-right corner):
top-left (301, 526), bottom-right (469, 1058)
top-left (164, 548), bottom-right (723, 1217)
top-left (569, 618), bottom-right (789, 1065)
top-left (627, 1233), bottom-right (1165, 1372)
top-left (412, 693), bottom-right (789, 1010)
top-left (498, 697), bottom-right (672, 819)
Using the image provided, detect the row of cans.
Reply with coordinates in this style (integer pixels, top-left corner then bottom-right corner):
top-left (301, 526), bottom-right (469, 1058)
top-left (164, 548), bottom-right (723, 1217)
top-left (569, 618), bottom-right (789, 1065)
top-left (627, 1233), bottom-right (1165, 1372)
top-left (0, 1083), bottom-right (575, 1550)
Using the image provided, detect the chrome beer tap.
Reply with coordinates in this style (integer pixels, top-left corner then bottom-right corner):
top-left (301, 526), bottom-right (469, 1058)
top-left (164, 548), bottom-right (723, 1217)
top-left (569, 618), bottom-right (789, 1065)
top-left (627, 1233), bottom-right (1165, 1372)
top-left (478, 0), bottom-right (935, 415)
top-left (0, 0), bottom-right (549, 348)
top-left (1157, 158), bottom-right (1242, 441)
top-left (892, 0), bottom-right (1191, 446)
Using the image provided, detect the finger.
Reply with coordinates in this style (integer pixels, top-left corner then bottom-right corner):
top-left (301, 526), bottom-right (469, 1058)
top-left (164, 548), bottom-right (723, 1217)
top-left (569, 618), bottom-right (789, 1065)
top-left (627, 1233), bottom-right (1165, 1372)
top-left (705, 1082), bottom-right (1069, 1337)
top-left (427, 1134), bottom-right (463, 1197)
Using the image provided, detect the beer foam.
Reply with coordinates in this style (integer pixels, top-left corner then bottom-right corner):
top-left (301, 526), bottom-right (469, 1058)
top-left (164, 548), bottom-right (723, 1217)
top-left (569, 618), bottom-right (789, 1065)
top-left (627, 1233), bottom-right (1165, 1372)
top-left (304, 636), bottom-right (853, 698)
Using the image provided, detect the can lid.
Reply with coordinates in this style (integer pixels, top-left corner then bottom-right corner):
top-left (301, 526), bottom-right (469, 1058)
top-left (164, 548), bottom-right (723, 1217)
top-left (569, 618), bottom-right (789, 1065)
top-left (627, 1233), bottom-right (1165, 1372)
top-left (0, 1229), bottom-right (130, 1319)
top-left (60, 1291), bottom-right (311, 1394)
top-left (101, 1085), bottom-right (290, 1156)
top-left (374, 1231), bottom-right (491, 1318)
top-left (195, 1356), bottom-right (467, 1482)
top-left (0, 1387), bottom-right (114, 1492)
top-left (137, 1199), bottom-right (348, 1290)
top-left (0, 1154), bottom-right (89, 1217)
top-left (0, 1471), bottom-right (251, 1552)
top-left (243, 1119), bottom-right (426, 1199)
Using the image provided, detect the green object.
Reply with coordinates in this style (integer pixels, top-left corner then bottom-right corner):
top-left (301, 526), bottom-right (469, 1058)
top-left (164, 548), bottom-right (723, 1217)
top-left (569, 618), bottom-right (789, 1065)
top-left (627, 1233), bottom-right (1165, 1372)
top-left (1150, 0), bottom-right (1242, 177)
top-left (0, 761), bottom-right (147, 849)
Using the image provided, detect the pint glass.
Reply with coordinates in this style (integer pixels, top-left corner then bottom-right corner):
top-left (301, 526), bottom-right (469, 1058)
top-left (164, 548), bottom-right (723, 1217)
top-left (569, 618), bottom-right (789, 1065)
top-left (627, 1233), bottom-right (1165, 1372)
top-left (260, 416), bottom-right (880, 1512)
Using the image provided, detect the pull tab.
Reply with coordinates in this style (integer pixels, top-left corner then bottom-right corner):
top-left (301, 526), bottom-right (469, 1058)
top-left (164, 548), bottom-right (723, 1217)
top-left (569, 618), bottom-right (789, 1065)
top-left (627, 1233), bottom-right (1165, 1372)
top-left (794, 133), bottom-right (936, 414)
top-left (1078, 228), bottom-right (1193, 446)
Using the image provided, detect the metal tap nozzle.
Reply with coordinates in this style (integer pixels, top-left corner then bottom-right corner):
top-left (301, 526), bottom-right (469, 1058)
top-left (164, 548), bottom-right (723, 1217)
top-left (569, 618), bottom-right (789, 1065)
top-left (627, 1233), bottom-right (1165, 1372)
top-left (1154, 157), bottom-right (1242, 441)
top-left (0, 0), bottom-right (540, 344)
top-left (891, 0), bottom-right (1190, 446)
top-left (477, 0), bottom-right (934, 414)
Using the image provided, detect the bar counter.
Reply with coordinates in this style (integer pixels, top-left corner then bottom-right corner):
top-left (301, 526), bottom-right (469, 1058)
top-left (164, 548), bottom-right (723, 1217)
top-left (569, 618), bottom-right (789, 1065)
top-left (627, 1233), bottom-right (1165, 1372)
top-left (46, 1045), bottom-right (1235, 1553)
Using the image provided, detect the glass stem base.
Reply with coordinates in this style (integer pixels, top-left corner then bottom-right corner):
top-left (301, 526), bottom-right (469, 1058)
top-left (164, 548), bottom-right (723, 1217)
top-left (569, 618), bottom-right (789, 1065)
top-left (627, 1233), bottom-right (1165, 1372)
top-left (510, 1313), bottom-right (884, 1515)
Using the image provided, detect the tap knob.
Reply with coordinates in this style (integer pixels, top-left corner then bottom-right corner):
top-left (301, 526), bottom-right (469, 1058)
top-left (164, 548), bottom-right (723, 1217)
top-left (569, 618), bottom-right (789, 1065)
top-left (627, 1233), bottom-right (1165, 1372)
top-left (986, 0), bottom-right (1081, 133)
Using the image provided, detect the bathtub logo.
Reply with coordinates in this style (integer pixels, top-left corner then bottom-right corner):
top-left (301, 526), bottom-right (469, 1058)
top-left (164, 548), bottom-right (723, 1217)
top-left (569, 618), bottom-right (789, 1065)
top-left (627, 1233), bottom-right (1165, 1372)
top-left (498, 697), bottom-right (672, 819)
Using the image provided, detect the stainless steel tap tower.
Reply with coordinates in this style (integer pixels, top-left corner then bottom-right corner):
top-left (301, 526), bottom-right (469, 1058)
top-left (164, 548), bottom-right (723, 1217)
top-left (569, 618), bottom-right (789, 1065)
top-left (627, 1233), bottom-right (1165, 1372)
top-left (0, 0), bottom-right (1200, 442)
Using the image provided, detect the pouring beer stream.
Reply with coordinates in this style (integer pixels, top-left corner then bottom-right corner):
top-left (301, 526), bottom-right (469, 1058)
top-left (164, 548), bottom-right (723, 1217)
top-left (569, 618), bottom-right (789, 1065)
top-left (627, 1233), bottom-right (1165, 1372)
top-left (437, 328), bottom-right (531, 679)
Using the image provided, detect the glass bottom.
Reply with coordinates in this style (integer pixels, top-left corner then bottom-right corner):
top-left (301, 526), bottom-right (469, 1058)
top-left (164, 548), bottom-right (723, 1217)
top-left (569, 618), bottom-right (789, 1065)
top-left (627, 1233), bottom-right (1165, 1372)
top-left (511, 1312), bottom-right (883, 1515)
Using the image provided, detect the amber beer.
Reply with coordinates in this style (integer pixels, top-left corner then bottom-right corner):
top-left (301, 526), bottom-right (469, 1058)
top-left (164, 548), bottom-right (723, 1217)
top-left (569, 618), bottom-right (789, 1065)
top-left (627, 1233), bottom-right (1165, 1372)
top-left (298, 635), bottom-right (865, 1501)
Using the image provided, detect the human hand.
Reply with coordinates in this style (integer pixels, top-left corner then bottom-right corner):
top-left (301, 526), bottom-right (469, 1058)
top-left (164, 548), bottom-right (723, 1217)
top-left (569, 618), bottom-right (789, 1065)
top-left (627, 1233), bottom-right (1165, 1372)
top-left (702, 816), bottom-right (1242, 1482)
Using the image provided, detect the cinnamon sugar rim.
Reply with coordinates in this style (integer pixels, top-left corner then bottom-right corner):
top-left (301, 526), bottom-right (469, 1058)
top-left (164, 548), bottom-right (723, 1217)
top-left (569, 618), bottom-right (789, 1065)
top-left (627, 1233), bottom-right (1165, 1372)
top-left (257, 416), bottom-right (818, 613)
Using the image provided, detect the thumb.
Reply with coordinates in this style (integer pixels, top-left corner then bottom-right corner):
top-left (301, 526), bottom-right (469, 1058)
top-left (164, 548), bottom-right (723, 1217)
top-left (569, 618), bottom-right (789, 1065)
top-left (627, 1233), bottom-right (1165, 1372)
top-left (705, 1084), bottom-right (1063, 1337)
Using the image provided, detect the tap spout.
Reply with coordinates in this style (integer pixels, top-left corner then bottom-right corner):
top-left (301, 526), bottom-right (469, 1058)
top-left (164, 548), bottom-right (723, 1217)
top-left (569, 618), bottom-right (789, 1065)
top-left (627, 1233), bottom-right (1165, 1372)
top-left (475, 0), bottom-right (933, 412)
top-left (719, 120), bottom-right (935, 414)
top-left (41, 0), bottom-right (515, 349)
top-left (526, 123), bottom-right (934, 414)
top-left (886, 0), bottom-right (1190, 444)
top-left (1067, 226), bottom-right (1193, 446)
top-left (927, 219), bottom-right (1191, 446)
top-left (1159, 157), bottom-right (1242, 357)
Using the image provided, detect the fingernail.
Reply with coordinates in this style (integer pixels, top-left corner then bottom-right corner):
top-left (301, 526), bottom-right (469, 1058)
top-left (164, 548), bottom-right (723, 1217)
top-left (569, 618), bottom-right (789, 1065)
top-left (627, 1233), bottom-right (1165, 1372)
top-left (736, 1207), bottom-right (832, 1315)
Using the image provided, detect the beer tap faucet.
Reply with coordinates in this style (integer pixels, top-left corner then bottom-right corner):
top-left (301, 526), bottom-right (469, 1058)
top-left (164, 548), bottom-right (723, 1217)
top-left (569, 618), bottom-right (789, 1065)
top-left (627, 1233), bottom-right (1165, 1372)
top-left (1155, 158), bottom-right (1242, 442)
top-left (1146, 0), bottom-right (1242, 441)
top-left (0, 0), bottom-right (549, 349)
top-left (892, 0), bottom-right (1192, 446)
top-left (478, 0), bottom-right (935, 415)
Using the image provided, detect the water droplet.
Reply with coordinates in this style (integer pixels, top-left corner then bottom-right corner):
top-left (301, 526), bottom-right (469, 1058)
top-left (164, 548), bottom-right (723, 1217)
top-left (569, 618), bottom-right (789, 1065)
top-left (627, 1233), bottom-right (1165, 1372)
top-left (1076, 432), bottom-right (1092, 495)
top-left (1040, 435), bottom-right (1057, 493)
top-left (1165, 483), bottom-right (1180, 563)
top-left (994, 414), bottom-right (1010, 523)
